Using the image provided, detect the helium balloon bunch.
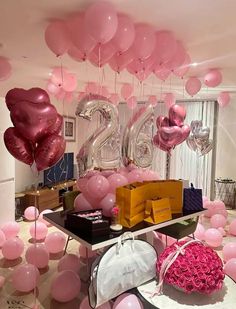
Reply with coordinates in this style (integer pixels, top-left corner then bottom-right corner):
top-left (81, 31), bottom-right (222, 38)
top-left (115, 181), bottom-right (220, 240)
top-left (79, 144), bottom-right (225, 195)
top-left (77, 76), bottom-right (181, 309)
top-left (153, 104), bottom-right (190, 153)
top-left (4, 87), bottom-right (66, 172)
top-left (186, 120), bottom-right (213, 156)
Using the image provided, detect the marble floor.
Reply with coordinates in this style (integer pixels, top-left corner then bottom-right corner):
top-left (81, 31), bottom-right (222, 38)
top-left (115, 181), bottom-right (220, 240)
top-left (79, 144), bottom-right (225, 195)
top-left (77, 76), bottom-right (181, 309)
top-left (0, 209), bottom-right (235, 309)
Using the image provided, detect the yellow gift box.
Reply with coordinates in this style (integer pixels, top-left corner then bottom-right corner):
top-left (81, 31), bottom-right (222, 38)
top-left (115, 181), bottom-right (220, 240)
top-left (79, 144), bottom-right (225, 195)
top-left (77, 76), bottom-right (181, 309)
top-left (144, 198), bottom-right (172, 224)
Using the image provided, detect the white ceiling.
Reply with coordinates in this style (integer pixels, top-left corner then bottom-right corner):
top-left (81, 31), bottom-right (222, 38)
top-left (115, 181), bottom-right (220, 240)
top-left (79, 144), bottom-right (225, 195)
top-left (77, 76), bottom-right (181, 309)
top-left (0, 0), bottom-right (236, 100)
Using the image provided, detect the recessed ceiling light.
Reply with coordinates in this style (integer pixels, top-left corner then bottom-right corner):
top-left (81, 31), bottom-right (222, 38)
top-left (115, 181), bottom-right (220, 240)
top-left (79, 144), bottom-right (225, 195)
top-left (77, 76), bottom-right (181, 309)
top-left (191, 62), bottom-right (198, 67)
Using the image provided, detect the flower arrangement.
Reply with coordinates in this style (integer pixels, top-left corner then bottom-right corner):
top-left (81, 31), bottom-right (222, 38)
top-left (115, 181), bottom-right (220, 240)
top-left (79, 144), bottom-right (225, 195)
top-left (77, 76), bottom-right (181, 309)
top-left (157, 240), bottom-right (225, 294)
top-left (111, 206), bottom-right (119, 217)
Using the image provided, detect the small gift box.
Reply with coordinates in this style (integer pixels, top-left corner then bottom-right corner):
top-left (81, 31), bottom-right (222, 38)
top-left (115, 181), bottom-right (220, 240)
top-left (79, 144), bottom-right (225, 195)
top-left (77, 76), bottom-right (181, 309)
top-left (65, 209), bottom-right (110, 237)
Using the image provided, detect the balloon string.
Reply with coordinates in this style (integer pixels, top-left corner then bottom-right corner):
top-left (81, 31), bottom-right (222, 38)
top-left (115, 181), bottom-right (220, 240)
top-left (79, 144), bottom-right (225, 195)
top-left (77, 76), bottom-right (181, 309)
top-left (114, 71), bottom-right (117, 93)
top-left (151, 75), bottom-right (154, 96)
top-left (98, 44), bottom-right (101, 94)
top-left (182, 78), bottom-right (185, 99)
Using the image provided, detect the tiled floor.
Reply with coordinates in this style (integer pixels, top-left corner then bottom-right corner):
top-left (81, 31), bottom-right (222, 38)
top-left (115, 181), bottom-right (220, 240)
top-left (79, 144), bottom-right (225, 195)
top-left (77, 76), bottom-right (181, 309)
top-left (0, 209), bottom-right (235, 309)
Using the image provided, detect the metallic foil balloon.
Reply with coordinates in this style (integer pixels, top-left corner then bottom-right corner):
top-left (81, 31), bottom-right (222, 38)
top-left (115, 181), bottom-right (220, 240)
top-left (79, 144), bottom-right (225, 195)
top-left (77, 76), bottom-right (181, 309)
top-left (4, 127), bottom-right (34, 165)
top-left (76, 95), bottom-right (120, 176)
top-left (169, 104), bottom-right (186, 127)
top-left (122, 104), bottom-right (154, 168)
top-left (10, 101), bottom-right (57, 143)
top-left (35, 134), bottom-right (66, 172)
top-left (5, 87), bottom-right (50, 110)
top-left (153, 133), bottom-right (171, 153)
top-left (45, 113), bottom-right (63, 136)
top-left (200, 140), bottom-right (213, 156)
top-left (186, 135), bottom-right (198, 152)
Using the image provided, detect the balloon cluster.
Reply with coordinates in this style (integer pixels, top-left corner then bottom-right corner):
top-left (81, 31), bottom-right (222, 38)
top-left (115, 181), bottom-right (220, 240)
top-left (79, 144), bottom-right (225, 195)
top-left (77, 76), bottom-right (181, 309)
top-left (186, 120), bottom-right (213, 156)
top-left (75, 167), bottom-right (159, 217)
top-left (45, 1), bottom-right (191, 82)
top-left (153, 104), bottom-right (190, 153)
top-left (4, 88), bottom-right (66, 171)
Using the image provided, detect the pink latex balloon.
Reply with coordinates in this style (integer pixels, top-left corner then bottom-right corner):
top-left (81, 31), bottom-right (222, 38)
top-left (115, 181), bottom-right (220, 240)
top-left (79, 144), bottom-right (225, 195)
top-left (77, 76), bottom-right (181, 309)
top-left (204, 228), bottom-right (223, 248)
top-left (80, 296), bottom-right (111, 309)
top-left (204, 201), bottom-right (216, 217)
top-left (127, 169), bottom-right (143, 183)
top-left (68, 45), bottom-right (84, 62)
top-left (45, 20), bottom-right (71, 56)
top-left (185, 77), bottom-right (202, 96)
top-left (229, 219), bottom-right (236, 236)
top-left (0, 276), bottom-right (5, 289)
top-left (89, 42), bottom-right (116, 67)
top-left (24, 206), bottom-right (39, 221)
top-left (29, 222), bottom-right (48, 240)
top-left (218, 227), bottom-right (226, 237)
top-left (35, 134), bottom-right (66, 172)
top-left (64, 92), bottom-right (74, 104)
top-left (2, 237), bottom-right (24, 260)
top-left (132, 23), bottom-right (156, 60)
top-left (107, 173), bottom-right (128, 193)
top-left (154, 67), bottom-right (171, 81)
top-left (113, 293), bottom-right (144, 309)
top-left (51, 270), bottom-right (81, 303)
top-left (109, 48), bottom-right (134, 73)
top-left (111, 14), bottom-right (135, 53)
top-left (1, 221), bottom-right (20, 239)
top-left (100, 193), bottom-right (116, 217)
top-left (213, 200), bottom-right (226, 210)
top-left (58, 253), bottom-right (80, 273)
top-left (204, 69), bottom-right (222, 87)
top-left (87, 175), bottom-right (110, 199)
top-left (164, 41), bottom-right (186, 71)
top-left (121, 83), bottom-right (133, 100)
top-left (135, 69), bottom-right (151, 82)
top-left (77, 177), bottom-right (89, 193)
top-left (109, 93), bottom-right (120, 105)
top-left (173, 53), bottom-right (191, 78)
top-left (85, 82), bottom-right (99, 95)
top-left (142, 170), bottom-right (159, 181)
top-left (0, 56), bottom-right (12, 80)
top-left (210, 214), bottom-right (227, 228)
top-left (164, 93), bottom-right (176, 109)
top-left (127, 96), bottom-right (137, 110)
top-left (46, 82), bottom-right (60, 95)
top-left (194, 223), bottom-right (205, 240)
top-left (51, 67), bottom-right (69, 86)
top-left (224, 258), bottom-right (236, 281)
top-left (4, 127), bottom-right (34, 166)
top-left (12, 264), bottom-right (40, 292)
top-left (0, 229), bottom-right (6, 247)
top-left (79, 245), bottom-right (96, 259)
top-left (25, 244), bottom-right (49, 269)
top-left (223, 243), bottom-right (236, 262)
top-left (84, 1), bottom-right (118, 44)
top-left (148, 95), bottom-right (157, 106)
top-left (45, 231), bottom-right (66, 254)
top-left (38, 209), bottom-right (53, 227)
top-left (62, 73), bottom-right (77, 92)
top-left (155, 31), bottom-right (177, 63)
top-left (217, 91), bottom-right (231, 108)
top-left (74, 193), bottom-right (93, 211)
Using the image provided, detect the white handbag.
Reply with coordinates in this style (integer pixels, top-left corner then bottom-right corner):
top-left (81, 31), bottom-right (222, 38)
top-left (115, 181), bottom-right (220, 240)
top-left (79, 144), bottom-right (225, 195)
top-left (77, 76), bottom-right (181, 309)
top-left (89, 232), bottom-right (157, 308)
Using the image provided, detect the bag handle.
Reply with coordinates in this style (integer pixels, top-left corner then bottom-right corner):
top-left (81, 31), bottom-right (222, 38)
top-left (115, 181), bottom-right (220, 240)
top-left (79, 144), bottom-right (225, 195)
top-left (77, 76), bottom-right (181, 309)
top-left (116, 232), bottom-right (134, 254)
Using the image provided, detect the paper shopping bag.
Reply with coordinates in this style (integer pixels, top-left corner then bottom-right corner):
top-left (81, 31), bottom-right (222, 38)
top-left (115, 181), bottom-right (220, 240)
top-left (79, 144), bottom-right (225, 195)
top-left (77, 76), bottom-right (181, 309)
top-left (144, 198), bottom-right (172, 224)
top-left (183, 183), bottom-right (203, 215)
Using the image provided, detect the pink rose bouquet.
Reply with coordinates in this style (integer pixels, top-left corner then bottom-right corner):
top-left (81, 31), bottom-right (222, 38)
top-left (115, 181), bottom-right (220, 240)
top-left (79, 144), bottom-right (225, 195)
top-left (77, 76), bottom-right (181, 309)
top-left (157, 240), bottom-right (225, 294)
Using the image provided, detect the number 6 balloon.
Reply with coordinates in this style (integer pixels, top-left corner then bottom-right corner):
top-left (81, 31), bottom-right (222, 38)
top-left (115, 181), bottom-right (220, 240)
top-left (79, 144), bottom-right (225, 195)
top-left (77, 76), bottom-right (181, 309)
top-left (122, 104), bottom-right (154, 168)
top-left (76, 95), bottom-right (120, 176)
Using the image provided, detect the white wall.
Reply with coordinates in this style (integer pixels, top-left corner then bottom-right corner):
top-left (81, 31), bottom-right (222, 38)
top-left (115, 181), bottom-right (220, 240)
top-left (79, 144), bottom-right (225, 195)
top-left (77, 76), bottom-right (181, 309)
top-left (215, 101), bottom-right (236, 180)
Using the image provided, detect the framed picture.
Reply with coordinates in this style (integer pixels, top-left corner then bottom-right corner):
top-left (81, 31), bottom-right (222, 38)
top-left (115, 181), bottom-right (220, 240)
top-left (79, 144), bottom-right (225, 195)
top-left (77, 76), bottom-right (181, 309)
top-left (62, 116), bottom-right (76, 142)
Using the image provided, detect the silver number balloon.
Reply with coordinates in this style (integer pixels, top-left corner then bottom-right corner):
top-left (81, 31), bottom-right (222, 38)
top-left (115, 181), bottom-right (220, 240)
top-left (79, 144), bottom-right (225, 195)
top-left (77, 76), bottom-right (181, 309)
top-left (76, 95), bottom-right (120, 176)
top-left (122, 104), bottom-right (154, 168)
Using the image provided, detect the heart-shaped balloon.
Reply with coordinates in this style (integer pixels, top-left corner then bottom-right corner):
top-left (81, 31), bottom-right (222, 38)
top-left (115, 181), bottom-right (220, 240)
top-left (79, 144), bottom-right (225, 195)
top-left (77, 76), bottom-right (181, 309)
top-left (200, 140), bottom-right (213, 156)
top-left (186, 136), bottom-right (198, 152)
top-left (4, 127), bottom-right (34, 165)
top-left (195, 126), bottom-right (210, 141)
top-left (169, 104), bottom-right (186, 127)
top-left (44, 113), bottom-right (63, 137)
top-left (156, 116), bottom-right (170, 129)
top-left (10, 101), bottom-right (57, 142)
top-left (5, 87), bottom-right (50, 110)
top-left (159, 126), bottom-right (183, 147)
top-left (35, 134), bottom-right (66, 171)
top-left (175, 124), bottom-right (191, 145)
top-left (190, 120), bottom-right (202, 134)
top-left (153, 133), bottom-right (172, 153)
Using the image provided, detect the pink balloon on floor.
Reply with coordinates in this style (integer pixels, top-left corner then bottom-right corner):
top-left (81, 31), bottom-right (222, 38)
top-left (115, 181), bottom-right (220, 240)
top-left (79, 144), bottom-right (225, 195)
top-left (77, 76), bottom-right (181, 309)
top-left (45, 231), bottom-right (66, 254)
top-left (218, 227), bottom-right (227, 237)
top-left (25, 243), bottom-right (49, 269)
top-left (0, 229), bottom-right (6, 247)
top-left (229, 219), bottom-right (236, 236)
top-left (113, 293), bottom-right (143, 309)
top-left (58, 254), bottom-right (80, 273)
top-left (194, 223), bottom-right (205, 240)
top-left (204, 228), bottom-right (223, 248)
top-left (210, 214), bottom-right (227, 228)
top-left (24, 206), bottom-right (39, 221)
top-left (38, 209), bottom-right (53, 227)
top-left (51, 270), bottom-right (81, 303)
top-left (80, 296), bottom-right (111, 309)
top-left (213, 200), bottom-right (226, 210)
top-left (1, 221), bottom-right (20, 239)
top-left (223, 258), bottom-right (236, 281)
top-left (223, 242), bottom-right (236, 262)
top-left (79, 245), bottom-right (96, 259)
top-left (12, 264), bottom-right (40, 292)
top-left (2, 237), bottom-right (24, 260)
top-left (202, 196), bottom-right (209, 204)
top-left (29, 222), bottom-right (48, 240)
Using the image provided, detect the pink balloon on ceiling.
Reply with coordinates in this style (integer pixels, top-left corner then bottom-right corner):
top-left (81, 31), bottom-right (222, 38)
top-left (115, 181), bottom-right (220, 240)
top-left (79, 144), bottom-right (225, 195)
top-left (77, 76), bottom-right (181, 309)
top-left (164, 41), bottom-right (186, 71)
top-left (148, 95), bottom-right (157, 106)
top-left (109, 48), bottom-right (134, 73)
top-left (0, 56), bottom-right (12, 81)
top-left (154, 66), bottom-right (171, 81)
top-left (173, 53), bottom-right (191, 78)
top-left (51, 67), bottom-right (69, 87)
top-left (109, 93), bottom-right (120, 105)
top-left (185, 77), bottom-right (202, 96)
top-left (67, 46), bottom-right (84, 62)
top-left (111, 14), bottom-right (135, 53)
top-left (155, 31), bottom-right (177, 63)
top-left (121, 83), bottom-right (133, 100)
top-left (62, 73), bottom-right (77, 92)
top-left (89, 42), bottom-right (116, 67)
top-left (84, 1), bottom-right (118, 44)
top-left (85, 82), bottom-right (99, 94)
top-left (45, 20), bottom-right (71, 56)
top-left (217, 91), bottom-right (231, 107)
top-left (132, 23), bottom-right (156, 60)
top-left (204, 69), bottom-right (222, 87)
